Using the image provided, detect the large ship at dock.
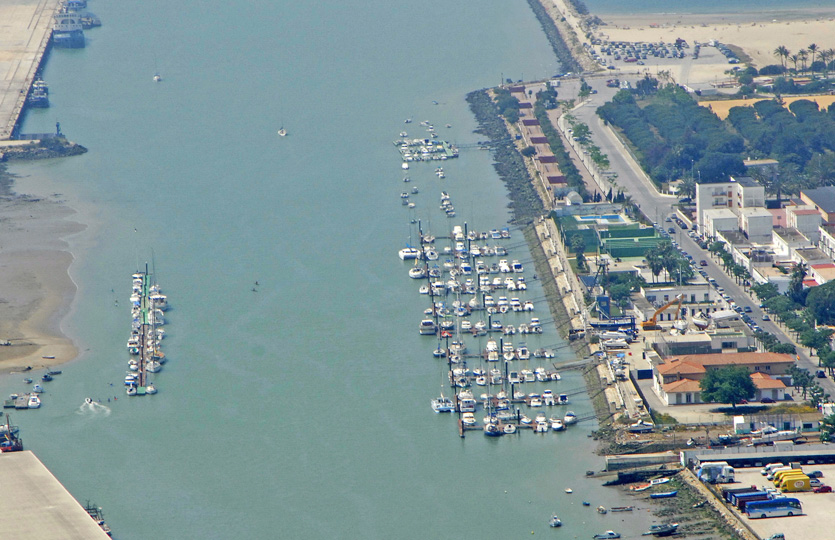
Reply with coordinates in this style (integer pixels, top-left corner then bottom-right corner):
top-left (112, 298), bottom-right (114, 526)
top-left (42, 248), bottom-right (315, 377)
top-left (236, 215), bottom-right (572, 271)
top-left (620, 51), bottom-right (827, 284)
top-left (52, 7), bottom-right (86, 48)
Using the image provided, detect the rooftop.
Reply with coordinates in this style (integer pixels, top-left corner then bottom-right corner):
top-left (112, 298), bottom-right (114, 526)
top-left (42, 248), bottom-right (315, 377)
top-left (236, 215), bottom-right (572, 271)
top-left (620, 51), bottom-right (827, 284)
top-left (730, 175), bottom-right (761, 188)
top-left (663, 351), bottom-right (796, 369)
top-left (802, 186), bottom-right (835, 214)
top-left (773, 227), bottom-right (810, 244)
top-left (703, 208), bottom-right (738, 219)
top-left (739, 207), bottom-right (773, 217)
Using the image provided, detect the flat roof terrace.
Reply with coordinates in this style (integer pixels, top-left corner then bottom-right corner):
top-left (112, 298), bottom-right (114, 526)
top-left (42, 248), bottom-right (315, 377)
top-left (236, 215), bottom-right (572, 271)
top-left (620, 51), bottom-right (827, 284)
top-left (0, 0), bottom-right (61, 140)
top-left (0, 450), bottom-right (111, 539)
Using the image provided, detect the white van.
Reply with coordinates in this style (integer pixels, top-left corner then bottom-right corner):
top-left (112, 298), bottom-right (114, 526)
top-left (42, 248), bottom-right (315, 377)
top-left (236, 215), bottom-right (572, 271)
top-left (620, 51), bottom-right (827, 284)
top-left (762, 462), bottom-right (785, 476)
top-left (767, 466), bottom-right (793, 481)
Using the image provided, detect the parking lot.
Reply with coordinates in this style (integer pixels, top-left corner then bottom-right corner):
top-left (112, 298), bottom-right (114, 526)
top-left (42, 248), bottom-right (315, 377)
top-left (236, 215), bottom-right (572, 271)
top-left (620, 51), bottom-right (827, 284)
top-left (732, 464), bottom-right (835, 540)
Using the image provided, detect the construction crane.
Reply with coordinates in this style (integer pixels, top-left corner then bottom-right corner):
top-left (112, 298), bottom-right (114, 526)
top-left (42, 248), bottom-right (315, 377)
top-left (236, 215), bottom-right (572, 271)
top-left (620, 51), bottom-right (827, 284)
top-left (641, 294), bottom-right (684, 331)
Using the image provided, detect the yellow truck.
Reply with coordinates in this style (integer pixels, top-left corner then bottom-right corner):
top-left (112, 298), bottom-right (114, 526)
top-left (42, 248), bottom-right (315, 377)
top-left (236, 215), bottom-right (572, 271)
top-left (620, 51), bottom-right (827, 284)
top-left (779, 474), bottom-right (811, 492)
top-left (772, 469), bottom-right (804, 486)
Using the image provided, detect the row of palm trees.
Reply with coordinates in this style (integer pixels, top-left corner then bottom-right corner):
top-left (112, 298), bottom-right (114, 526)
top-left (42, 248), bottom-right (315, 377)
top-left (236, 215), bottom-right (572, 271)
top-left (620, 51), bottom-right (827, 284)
top-left (773, 44), bottom-right (835, 78)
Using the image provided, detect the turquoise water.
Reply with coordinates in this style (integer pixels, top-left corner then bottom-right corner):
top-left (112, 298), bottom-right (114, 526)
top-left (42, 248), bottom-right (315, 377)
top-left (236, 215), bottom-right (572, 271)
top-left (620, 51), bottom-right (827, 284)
top-left (2, 1), bottom-right (656, 538)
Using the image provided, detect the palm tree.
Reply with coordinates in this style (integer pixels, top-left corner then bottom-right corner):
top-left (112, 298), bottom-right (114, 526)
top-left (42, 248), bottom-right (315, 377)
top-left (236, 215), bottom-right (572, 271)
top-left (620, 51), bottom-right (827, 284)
top-left (820, 49), bottom-right (832, 80)
top-left (799, 50), bottom-right (809, 74)
top-left (825, 48), bottom-right (835, 79)
top-left (808, 44), bottom-right (819, 75)
top-left (774, 45), bottom-right (789, 69)
top-left (789, 54), bottom-right (799, 74)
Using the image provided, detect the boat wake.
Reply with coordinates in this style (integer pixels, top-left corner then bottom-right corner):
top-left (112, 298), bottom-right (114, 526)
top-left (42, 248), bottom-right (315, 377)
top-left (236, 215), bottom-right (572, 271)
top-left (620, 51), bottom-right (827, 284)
top-left (77, 398), bottom-right (111, 417)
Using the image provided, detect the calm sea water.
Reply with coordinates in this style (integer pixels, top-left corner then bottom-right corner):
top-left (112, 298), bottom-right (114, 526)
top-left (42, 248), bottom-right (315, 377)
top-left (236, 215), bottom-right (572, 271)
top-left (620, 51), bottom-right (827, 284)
top-left (582, 0), bottom-right (833, 15)
top-left (2, 1), bottom-right (653, 538)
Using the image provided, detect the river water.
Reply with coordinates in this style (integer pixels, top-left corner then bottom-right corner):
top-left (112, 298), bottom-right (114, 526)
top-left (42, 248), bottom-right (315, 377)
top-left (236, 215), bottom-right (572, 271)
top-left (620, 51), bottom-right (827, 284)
top-left (3, 0), bottom-right (654, 538)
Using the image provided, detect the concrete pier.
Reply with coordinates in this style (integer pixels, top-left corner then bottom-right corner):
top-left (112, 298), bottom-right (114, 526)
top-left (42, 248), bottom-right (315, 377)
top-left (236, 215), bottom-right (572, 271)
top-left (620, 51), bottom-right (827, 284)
top-left (0, 450), bottom-right (112, 538)
top-left (0, 0), bottom-right (61, 140)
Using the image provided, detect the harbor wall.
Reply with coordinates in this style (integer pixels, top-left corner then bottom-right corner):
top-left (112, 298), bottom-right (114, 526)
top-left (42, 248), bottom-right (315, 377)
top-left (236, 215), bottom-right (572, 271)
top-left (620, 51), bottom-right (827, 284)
top-left (0, 0), bottom-right (62, 140)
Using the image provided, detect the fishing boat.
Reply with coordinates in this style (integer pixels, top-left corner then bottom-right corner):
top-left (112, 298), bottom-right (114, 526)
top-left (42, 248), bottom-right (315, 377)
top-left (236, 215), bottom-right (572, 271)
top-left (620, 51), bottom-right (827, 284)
top-left (642, 523), bottom-right (679, 537)
top-left (649, 490), bottom-right (678, 499)
top-left (592, 532), bottom-right (620, 540)
top-left (549, 515), bottom-right (562, 527)
top-left (630, 483), bottom-right (651, 492)
top-left (597, 506), bottom-right (607, 514)
top-left (610, 506), bottom-right (634, 512)
top-left (649, 478), bottom-right (670, 486)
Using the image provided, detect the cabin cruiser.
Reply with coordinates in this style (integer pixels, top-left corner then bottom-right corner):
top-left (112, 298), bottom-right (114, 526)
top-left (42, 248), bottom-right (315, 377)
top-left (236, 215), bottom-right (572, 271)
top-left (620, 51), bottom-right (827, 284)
top-left (542, 389), bottom-right (555, 406)
top-left (534, 421), bottom-right (549, 433)
top-left (551, 417), bottom-right (565, 431)
top-left (418, 319), bottom-right (437, 335)
top-left (461, 412), bottom-right (476, 426)
top-left (431, 395), bottom-right (454, 413)
top-left (32, 384), bottom-right (44, 394)
top-left (564, 411), bottom-right (578, 425)
top-left (511, 260), bottom-right (523, 273)
top-left (520, 369), bottom-right (535, 382)
top-left (549, 515), bottom-right (562, 527)
top-left (409, 266), bottom-right (426, 279)
top-left (146, 383), bottom-right (157, 395)
top-left (28, 395), bottom-right (41, 408)
top-left (398, 247), bottom-right (422, 260)
top-left (517, 346), bottom-right (530, 360)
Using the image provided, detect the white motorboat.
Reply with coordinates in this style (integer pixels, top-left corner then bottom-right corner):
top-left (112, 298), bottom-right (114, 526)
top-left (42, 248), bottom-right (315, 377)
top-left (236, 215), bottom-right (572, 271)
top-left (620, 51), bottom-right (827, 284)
top-left (530, 396), bottom-right (543, 408)
top-left (534, 421), bottom-right (549, 433)
top-left (409, 266), bottom-right (427, 279)
top-left (461, 412), bottom-right (476, 426)
top-left (402, 162), bottom-right (409, 170)
top-left (32, 384), bottom-right (44, 394)
top-left (549, 515), bottom-right (562, 528)
top-left (564, 411), bottom-right (578, 425)
top-left (431, 395), bottom-right (454, 413)
top-left (418, 319), bottom-right (437, 335)
top-left (517, 346), bottom-right (530, 360)
top-left (126, 385), bottom-right (137, 396)
top-left (534, 367), bottom-right (548, 382)
top-left (503, 423), bottom-right (517, 434)
top-left (146, 383), bottom-right (157, 395)
top-left (520, 369), bottom-right (535, 382)
top-left (542, 389), bottom-right (555, 406)
top-left (145, 360), bottom-right (162, 373)
top-left (693, 312), bottom-right (710, 330)
top-left (551, 418), bottom-right (565, 431)
top-left (520, 414), bottom-right (532, 425)
top-left (511, 260), bottom-right (523, 273)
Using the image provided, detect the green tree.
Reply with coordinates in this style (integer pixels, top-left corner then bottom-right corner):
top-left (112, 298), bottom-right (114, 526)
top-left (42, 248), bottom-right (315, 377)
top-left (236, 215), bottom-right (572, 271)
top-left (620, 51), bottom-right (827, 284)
top-left (774, 45), bottom-right (790, 69)
top-left (800, 327), bottom-right (834, 356)
top-left (788, 365), bottom-right (815, 398)
top-left (788, 263), bottom-right (808, 305)
top-left (806, 280), bottom-right (835, 325)
top-left (700, 365), bottom-right (757, 409)
top-left (809, 383), bottom-right (830, 409)
top-left (520, 146), bottom-right (537, 158)
top-left (751, 282), bottom-right (779, 303)
top-left (821, 414), bottom-right (835, 442)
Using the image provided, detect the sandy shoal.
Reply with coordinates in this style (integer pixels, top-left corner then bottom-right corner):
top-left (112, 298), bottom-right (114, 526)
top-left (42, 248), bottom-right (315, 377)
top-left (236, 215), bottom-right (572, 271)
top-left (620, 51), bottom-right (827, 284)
top-left (0, 182), bottom-right (84, 374)
top-left (595, 12), bottom-right (835, 70)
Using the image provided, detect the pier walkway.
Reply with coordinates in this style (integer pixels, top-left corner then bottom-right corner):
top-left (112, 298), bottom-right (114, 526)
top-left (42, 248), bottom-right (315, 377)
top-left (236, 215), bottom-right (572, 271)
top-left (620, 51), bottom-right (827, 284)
top-left (0, 0), bottom-right (61, 140)
top-left (0, 450), bottom-right (112, 538)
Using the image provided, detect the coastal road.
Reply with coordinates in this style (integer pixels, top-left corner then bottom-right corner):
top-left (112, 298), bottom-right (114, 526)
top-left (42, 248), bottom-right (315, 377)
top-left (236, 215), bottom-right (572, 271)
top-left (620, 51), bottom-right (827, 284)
top-left (564, 83), bottom-right (835, 396)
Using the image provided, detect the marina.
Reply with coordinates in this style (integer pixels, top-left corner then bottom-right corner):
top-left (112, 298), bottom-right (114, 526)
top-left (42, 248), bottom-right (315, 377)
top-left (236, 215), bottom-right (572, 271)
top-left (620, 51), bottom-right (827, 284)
top-left (125, 268), bottom-right (168, 396)
top-left (393, 132), bottom-right (589, 440)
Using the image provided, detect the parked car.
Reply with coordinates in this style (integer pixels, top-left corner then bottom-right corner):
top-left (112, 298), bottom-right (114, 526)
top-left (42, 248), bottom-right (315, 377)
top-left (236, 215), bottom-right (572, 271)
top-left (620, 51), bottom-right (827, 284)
top-left (700, 260), bottom-right (708, 266)
top-left (667, 227), bottom-right (675, 234)
top-left (744, 306), bottom-right (753, 313)
top-left (810, 478), bottom-right (823, 488)
top-left (808, 470), bottom-right (824, 478)
top-left (761, 397), bottom-right (776, 404)
top-left (813, 485), bottom-right (832, 493)
top-left (762, 314), bottom-right (770, 321)
top-left (817, 370), bottom-right (827, 379)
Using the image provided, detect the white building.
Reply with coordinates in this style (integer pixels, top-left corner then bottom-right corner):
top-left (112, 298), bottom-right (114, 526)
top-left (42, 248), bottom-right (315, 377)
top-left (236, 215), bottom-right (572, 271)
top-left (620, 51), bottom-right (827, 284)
top-left (695, 176), bottom-right (765, 234)
top-left (739, 207), bottom-right (774, 242)
top-left (773, 227), bottom-right (812, 258)
top-left (787, 205), bottom-right (822, 242)
top-left (702, 208), bottom-right (738, 239)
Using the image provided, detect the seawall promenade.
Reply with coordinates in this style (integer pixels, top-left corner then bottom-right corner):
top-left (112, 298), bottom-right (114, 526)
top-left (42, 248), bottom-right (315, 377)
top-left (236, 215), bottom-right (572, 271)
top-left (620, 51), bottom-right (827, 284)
top-left (0, 0), bottom-right (61, 140)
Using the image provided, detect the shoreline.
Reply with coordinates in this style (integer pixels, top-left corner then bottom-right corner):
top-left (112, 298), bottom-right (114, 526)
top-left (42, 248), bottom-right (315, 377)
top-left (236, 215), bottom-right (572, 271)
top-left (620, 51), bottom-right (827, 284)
top-left (0, 165), bottom-right (85, 374)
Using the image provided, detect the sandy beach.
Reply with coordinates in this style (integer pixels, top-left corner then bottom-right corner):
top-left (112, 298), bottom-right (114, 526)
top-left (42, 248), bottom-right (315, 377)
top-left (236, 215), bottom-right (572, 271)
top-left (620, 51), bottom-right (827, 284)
top-left (0, 170), bottom-right (83, 374)
top-left (594, 11), bottom-right (835, 72)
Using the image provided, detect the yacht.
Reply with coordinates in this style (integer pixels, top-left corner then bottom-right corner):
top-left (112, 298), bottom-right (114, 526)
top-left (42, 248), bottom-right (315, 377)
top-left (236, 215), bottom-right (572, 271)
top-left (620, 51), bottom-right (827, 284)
top-left (28, 395), bottom-right (41, 408)
top-left (431, 395), bottom-right (454, 413)
top-left (564, 411), bottom-right (578, 425)
top-left (551, 418), bottom-right (565, 431)
top-left (418, 319), bottom-right (437, 335)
